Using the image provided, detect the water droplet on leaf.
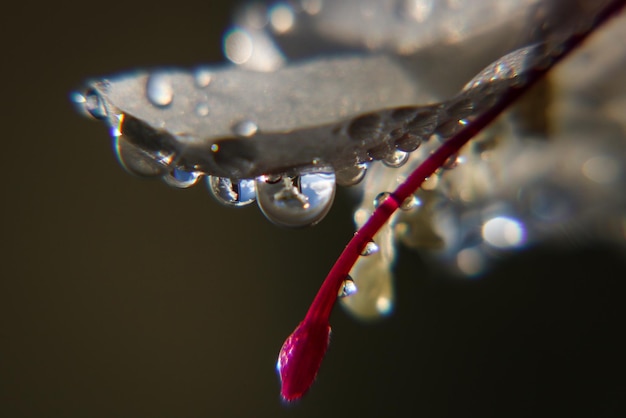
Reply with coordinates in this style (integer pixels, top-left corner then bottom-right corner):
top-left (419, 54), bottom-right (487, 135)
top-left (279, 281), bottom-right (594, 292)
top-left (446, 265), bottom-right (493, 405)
top-left (163, 169), bottom-right (201, 188)
top-left (208, 176), bottom-right (256, 207)
top-left (335, 163), bottom-right (367, 186)
top-left (194, 68), bottom-right (212, 88)
top-left (146, 72), bottom-right (174, 107)
top-left (256, 171), bottom-right (336, 227)
top-left (113, 136), bottom-right (167, 177)
top-left (84, 89), bottom-right (107, 120)
top-left (232, 120), bottom-right (258, 137)
top-left (382, 149), bottom-right (409, 168)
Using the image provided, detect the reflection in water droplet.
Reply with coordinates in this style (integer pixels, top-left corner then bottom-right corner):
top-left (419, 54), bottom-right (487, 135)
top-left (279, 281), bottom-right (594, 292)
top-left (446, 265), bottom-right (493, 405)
top-left (232, 120), bottom-right (258, 137)
top-left (195, 102), bottom-right (210, 116)
top-left (163, 169), bottom-right (201, 188)
top-left (146, 73), bottom-right (174, 107)
top-left (338, 275), bottom-right (357, 298)
top-left (84, 89), bottom-right (107, 120)
top-left (207, 176), bottom-right (256, 207)
top-left (335, 163), bottom-right (367, 186)
top-left (482, 216), bottom-right (526, 249)
top-left (114, 136), bottom-right (168, 177)
top-left (194, 68), bottom-right (212, 88)
top-left (373, 192), bottom-right (391, 208)
top-left (361, 240), bottom-right (380, 256)
top-left (382, 149), bottom-right (409, 168)
top-left (255, 171), bottom-right (336, 227)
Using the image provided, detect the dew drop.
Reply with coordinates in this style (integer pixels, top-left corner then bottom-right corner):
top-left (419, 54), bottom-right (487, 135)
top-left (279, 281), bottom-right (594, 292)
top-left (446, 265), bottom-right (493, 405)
top-left (146, 72), bottom-right (174, 107)
top-left (373, 192), bottom-right (391, 208)
top-left (207, 176), bottom-right (256, 207)
top-left (394, 133), bottom-right (422, 153)
top-left (194, 68), bottom-right (212, 88)
top-left (382, 149), bottom-right (409, 168)
top-left (335, 163), bottom-right (367, 186)
top-left (232, 120), bottom-right (258, 137)
top-left (338, 276), bottom-right (357, 298)
top-left (195, 102), bottom-right (210, 116)
top-left (442, 153), bottom-right (459, 169)
top-left (400, 195), bottom-right (420, 211)
top-left (162, 169), bottom-right (201, 188)
top-left (84, 89), bottom-right (107, 120)
top-left (255, 171), bottom-right (336, 227)
top-left (360, 240), bottom-right (380, 256)
top-left (113, 136), bottom-right (168, 177)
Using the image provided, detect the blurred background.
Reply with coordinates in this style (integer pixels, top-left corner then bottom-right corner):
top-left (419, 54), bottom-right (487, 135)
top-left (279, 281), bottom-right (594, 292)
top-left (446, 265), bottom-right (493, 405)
top-left (1, 1), bottom-right (625, 417)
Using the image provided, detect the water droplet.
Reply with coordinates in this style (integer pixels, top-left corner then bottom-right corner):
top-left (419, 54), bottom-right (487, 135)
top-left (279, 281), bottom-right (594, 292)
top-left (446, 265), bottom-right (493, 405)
top-left (373, 192), bottom-right (391, 208)
top-left (146, 72), bottom-right (174, 107)
top-left (195, 102), bottom-right (210, 116)
top-left (207, 176), bottom-right (256, 207)
top-left (382, 150), bottom-right (409, 168)
top-left (114, 136), bottom-right (167, 177)
top-left (442, 153), bottom-right (459, 169)
top-left (348, 113), bottom-right (383, 142)
top-left (163, 169), bottom-right (201, 188)
top-left (394, 133), bottom-right (422, 152)
top-left (84, 89), bottom-right (107, 120)
top-left (194, 68), bottom-right (212, 88)
top-left (400, 195), bottom-right (420, 211)
top-left (255, 171), bottom-right (336, 227)
top-left (338, 276), bottom-right (357, 298)
top-left (335, 163), bottom-right (367, 186)
top-left (360, 240), bottom-right (379, 256)
top-left (232, 120), bottom-right (258, 137)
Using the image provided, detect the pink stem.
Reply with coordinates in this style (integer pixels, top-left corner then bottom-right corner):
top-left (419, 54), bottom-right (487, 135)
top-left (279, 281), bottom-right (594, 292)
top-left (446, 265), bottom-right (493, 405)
top-left (302, 0), bottom-right (626, 326)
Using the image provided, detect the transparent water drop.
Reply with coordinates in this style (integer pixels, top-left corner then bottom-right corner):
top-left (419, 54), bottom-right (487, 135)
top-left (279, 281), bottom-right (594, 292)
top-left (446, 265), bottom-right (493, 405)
top-left (114, 136), bottom-right (168, 177)
top-left (360, 240), bottom-right (380, 256)
top-left (163, 169), bottom-right (201, 188)
top-left (442, 153), bottom-right (459, 169)
top-left (207, 176), bottom-right (256, 207)
top-left (195, 102), bottom-right (210, 116)
top-left (382, 149), bottom-right (409, 168)
top-left (338, 275), bottom-right (357, 298)
top-left (394, 133), bottom-right (422, 153)
top-left (400, 195), bottom-right (420, 211)
top-left (335, 163), bottom-right (367, 186)
top-left (83, 89), bottom-right (107, 120)
top-left (232, 120), bottom-right (258, 137)
top-left (255, 171), bottom-right (336, 227)
top-left (146, 72), bottom-right (174, 107)
top-left (373, 192), bottom-right (391, 208)
top-left (194, 68), bottom-right (212, 88)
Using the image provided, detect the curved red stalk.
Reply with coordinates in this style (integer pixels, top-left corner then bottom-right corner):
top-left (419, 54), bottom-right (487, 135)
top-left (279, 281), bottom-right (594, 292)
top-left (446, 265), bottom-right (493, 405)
top-left (277, 0), bottom-right (625, 402)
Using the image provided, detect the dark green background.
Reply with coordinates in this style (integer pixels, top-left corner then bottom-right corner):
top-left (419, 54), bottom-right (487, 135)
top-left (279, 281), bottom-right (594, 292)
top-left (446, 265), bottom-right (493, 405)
top-left (2, 1), bottom-right (625, 416)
